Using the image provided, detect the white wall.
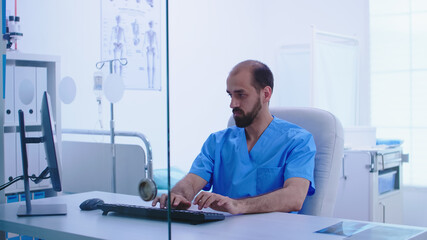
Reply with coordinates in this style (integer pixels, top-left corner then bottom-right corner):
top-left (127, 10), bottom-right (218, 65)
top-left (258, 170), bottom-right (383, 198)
top-left (168, 0), bottom-right (370, 171)
top-left (12, 0), bottom-right (370, 171)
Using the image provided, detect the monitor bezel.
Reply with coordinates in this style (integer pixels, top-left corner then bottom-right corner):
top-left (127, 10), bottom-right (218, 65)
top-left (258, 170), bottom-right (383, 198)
top-left (41, 91), bottom-right (62, 191)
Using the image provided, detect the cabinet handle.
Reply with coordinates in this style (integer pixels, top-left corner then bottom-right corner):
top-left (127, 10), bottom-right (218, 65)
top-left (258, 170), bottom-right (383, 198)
top-left (402, 154), bottom-right (409, 163)
top-left (379, 202), bottom-right (385, 223)
top-left (342, 156), bottom-right (347, 180)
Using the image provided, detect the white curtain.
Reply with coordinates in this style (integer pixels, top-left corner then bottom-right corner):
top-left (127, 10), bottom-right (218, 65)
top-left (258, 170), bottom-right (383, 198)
top-left (312, 36), bottom-right (359, 126)
top-left (275, 30), bottom-right (359, 127)
top-left (275, 45), bottom-right (311, 107)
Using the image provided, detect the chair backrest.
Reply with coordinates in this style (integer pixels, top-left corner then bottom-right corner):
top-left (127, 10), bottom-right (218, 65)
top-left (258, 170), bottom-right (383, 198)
top-left (227, 107), bottom-right (344, 217)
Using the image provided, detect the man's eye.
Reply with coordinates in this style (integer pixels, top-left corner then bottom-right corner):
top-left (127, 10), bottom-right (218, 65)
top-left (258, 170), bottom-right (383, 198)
top-left (227, 93), bottom-right (245, 98)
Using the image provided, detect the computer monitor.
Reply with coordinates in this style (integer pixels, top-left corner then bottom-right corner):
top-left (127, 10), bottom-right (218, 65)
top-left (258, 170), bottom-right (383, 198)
top-left (17, 91), bottom-right (67, 216)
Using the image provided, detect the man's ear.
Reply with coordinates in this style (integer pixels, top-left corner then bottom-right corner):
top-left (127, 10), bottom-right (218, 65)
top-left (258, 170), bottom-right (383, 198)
top-left (262, 86), bottom-right (272, 103)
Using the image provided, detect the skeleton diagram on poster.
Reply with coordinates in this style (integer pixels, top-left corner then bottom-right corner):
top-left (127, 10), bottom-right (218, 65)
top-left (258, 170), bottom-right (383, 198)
top-left (101, 0), bottom-right (161, 90)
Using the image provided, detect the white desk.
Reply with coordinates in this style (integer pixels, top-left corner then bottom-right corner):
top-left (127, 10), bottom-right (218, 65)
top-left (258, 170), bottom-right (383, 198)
top-left (0, 191), bottom-right (425, 240)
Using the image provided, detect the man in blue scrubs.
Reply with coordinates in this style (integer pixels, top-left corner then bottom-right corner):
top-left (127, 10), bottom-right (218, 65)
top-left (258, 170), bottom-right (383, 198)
top-left (152, 60), bottom-right (316, 214)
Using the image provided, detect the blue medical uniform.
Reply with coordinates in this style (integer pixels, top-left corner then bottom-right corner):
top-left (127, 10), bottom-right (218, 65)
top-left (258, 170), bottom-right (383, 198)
top-left (189, 116), bottom-right (316, 199)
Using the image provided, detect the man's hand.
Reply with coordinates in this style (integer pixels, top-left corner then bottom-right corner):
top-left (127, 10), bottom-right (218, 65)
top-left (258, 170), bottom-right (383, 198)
top-left (151, 173), bottom-right (208, 210)
top-left (193, 191), bottom-right (242, 214)
top-left (151, 193), bottom-right (191, 210)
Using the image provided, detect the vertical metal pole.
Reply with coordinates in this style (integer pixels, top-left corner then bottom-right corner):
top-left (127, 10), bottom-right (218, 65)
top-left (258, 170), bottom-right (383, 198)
top-left (109, 60), bottom-right (116, 193)
top-left (111, 102), bottom-right (116, 193)
top-left (1, 2), bottom-right (8, 238)
top-left (0, 0), bottom-right (6, 206)
top-left (166, 0), bottom-right (171, 238)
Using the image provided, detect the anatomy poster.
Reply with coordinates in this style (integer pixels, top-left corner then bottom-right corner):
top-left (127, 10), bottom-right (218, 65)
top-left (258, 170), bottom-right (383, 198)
top-left (101, 0), bottom-right (161, 90)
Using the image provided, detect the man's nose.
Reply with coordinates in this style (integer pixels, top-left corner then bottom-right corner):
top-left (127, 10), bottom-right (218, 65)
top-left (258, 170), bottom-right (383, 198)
top-left (230, 97), bottom-right (239, 108)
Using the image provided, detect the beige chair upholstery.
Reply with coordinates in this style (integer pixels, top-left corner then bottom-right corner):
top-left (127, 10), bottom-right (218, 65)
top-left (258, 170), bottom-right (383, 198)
top-left (228, 107), bottom-right (344, 217)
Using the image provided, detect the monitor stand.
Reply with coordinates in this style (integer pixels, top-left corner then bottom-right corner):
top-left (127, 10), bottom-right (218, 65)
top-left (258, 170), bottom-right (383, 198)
top-left (17, 204), bottom-right (67, 217)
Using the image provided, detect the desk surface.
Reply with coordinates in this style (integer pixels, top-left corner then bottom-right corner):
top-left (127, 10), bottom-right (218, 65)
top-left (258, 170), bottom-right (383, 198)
top-left (1, 191), bottom-right (425, 240)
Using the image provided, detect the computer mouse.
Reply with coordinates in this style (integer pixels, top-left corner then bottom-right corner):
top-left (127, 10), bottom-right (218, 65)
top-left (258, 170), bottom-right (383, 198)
top-left (79, 198), bottom-right (105, 211)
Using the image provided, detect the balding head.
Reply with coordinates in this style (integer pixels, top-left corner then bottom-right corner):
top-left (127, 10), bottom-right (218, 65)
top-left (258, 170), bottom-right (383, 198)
top-left (229, 60), bottom-right (274, 93)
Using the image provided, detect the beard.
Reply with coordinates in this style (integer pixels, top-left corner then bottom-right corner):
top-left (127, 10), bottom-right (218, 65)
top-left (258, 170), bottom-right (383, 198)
top-left (233, 99), bottom-right (262, 128)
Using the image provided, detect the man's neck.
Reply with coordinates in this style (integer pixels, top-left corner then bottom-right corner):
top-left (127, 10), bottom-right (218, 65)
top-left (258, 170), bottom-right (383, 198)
top-left (244, 110), bottom-right (274, 151)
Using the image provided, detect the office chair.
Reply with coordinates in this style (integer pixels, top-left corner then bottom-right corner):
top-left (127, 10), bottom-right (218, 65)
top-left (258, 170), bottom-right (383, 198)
top-left (228, 107), bottom-right (344, 217)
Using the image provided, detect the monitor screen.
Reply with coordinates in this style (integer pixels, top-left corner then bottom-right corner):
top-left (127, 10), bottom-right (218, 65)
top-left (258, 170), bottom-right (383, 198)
top-left (41, 91), bottom-right (62, 191)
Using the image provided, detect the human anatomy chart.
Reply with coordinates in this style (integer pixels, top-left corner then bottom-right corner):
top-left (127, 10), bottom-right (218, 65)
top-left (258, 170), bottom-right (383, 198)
top-left (101, 0), bottom-right (161, 90)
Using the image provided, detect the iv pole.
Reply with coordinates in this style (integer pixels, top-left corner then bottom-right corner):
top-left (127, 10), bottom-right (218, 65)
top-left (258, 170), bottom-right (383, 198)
top-left (95, 58), bottom-right (128, 193)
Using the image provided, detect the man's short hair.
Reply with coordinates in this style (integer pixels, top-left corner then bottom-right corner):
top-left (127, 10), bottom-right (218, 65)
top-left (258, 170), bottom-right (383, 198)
top-left (251, 60), bottom-right (274, 92)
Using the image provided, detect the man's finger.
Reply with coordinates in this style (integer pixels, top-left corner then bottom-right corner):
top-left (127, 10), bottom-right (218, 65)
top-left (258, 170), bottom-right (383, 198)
top-left (171, 195), bottom-right (181, 207)
top-left (193, 192), bottom-right (204, 205)
top-left (203, 194), bottom-right (218, 209)
top-left (151, 197), bottom-right (160, 207)
top-left (197, 194), bottom-right (212, 210)
top-left (159, 194), bottom-right (168, 208)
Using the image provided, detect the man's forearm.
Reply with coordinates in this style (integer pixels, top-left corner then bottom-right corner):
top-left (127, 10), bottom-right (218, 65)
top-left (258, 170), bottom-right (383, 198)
top-left (236, 177), bottom-right (309, 214)
top-left (236, 188), bottom-right (302, 214)
top-left (171, 178), bottom-right (197, 201)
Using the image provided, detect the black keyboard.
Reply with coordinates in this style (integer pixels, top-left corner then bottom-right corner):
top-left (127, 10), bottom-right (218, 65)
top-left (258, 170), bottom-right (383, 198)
top-left (99, 203), bottom-right (226, 224)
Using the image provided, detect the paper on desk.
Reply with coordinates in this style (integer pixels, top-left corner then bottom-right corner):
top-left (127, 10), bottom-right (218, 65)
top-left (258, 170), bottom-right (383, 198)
top-left (315, 221), bottom-right (373, 237)
top-left (344, 225), bottom-right (424, 240)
